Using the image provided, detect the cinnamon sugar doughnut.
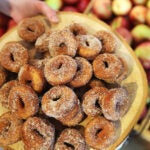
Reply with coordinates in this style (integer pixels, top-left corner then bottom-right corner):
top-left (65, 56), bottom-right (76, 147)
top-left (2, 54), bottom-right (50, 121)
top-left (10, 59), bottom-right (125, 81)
top-left (68, 23), bottom-right (87, 36)
top-left (54, 128), bottom-right (87, 150)
top-left (85, 116), bottom-right (121, 150)
top-left (0, 80), bottom-right (19, 109)
top-left (0, 66), bottom-right (6, 87)
top-left (18, 18), bottom-right (45, 42)
top-left (48, 29), bottom-right (77, 57)
top-left (8, 85), bottom-right (39, 119)
top-left (0, 42), bottom-right (28, 73)
top-left (101, 87), bottom-right (130, 121)
top-left (0, 112), bottom-right (23, 146)
top-left (44, 55), bottom-right (77, 86)
top-left (82, 87), bottom-right (108, 116)
top-left (18, 64), bottom-right (45, 93)
top-left (93, 53), bottom-right (123, 83)
top-left (35, 32), bottom-right (51, 52)
top-left (22, 117), bottom-right (55, 150)
top-left (70, 57), bottom-right (93, 88)
top-left (95, 30), bottom-right (118, 53)
top-left (77, 35), bottom-right (102, 60)
top-left (42, 85), bottom-right (78, 119)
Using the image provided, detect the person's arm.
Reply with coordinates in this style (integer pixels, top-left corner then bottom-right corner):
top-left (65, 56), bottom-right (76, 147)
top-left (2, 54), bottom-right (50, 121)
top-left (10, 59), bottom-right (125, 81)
top-left (0, 0), bottom-right (58, 23)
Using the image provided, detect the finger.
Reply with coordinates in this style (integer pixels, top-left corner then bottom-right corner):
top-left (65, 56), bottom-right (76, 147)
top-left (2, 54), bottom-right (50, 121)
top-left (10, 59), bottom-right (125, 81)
top-left (35, 1), bottom-right (59, 23)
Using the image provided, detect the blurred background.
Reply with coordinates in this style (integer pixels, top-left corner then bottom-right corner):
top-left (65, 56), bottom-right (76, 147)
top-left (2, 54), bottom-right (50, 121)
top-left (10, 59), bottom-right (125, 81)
top-left (0, 0), bottom-right (149, 149)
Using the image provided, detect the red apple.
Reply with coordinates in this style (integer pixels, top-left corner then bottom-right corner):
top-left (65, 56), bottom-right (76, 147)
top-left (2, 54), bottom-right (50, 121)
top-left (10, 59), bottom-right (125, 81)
top-left (112, 0), bottom-right (132, 16)
top-left (129, 5), bottom-right (147, 25)
top-left (132, 0), bottom-right (147, 5)
top-left (63, 0), bottom-right (79, 5)
top-left (0, 13), bottom-right (10, 27)
top-left (76, 0), bottom-right (90, 12)
top-left (7, 19), bottom-right (17, 30)
top-left (62, 6), bottom-right (79, 12)
top-left (111, 16), bottom-right (131, 30)
top-left (135, 41), bottom-right (150, 69)
top-left (92, 0), bottom-right (112, 20)
top-left (116, 27), bottom-right (133, 45)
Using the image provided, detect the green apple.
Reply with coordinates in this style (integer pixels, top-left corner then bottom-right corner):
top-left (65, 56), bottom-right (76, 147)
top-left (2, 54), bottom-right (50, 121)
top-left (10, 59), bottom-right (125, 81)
top-left (45, 0), bottom-right (63, 10)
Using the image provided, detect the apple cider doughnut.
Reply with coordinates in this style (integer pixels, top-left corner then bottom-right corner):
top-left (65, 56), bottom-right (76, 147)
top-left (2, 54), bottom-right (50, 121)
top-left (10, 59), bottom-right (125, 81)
top-left (44, 55), bottom-right (77, 86)
top-left (88, 78), bottom-right (105, 88)
top-left (0, 112), bottom-right (23, 146)
top-left (68, 23), bottom-right (87, 37)
top-left (85, 116), bottom-right (121, 150)
top-left (42, 85), bottom-right (78, 119)
top-left (70, 57), bottom-right (93, 88)
top-left (101, 87), bottom-right (130, 121)
top-left (95, 30), bottom-right (118, 53)
top-left (8, 85), bottom-right (39, 119)
top-left (48, 29), bottom-right (77, 57)
top-left (22, 117), bottom-right (55, 150)
top-left (54, 128), bottom-right (87, 150)
top-left (0, 80), bottom-right (19, 109)
top-left (0, 42), bottom-right (28, 73)
top-left (18, 64), bottom-right (45, 93)
top-left (93, 53), bottom-right (123, 83)
top-left (77, 35), bottom-right (102, 60)
top-left (82, 87), bottom-right (108, 117)
top-left (18, 18), bottom-right (45, 42)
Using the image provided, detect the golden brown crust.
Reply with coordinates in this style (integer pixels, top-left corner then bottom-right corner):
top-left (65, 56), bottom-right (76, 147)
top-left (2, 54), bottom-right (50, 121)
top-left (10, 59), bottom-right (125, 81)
top-left (85, 116), bottom-right (121, 150)
top-left (0, 42), bottom-right (29, 73)
top-left (0, 112), bottom-right (23, 146)
top-left (18, 64), bottom-right (45, 93)
top-left (8, 85), bottom-right (39, 119)
top-left (18, 18), bottom-right (45, 42)
top-left (54, 128), bottom-right (87, 150)
top-left (22, 117), bottom-right (55, 150)
top-left (0, 66), bottom-right (6, 87)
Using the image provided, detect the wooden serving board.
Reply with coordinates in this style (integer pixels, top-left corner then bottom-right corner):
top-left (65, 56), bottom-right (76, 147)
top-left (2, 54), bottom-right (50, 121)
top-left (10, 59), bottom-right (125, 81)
top-left (0, 12), bottom-right (148, 150)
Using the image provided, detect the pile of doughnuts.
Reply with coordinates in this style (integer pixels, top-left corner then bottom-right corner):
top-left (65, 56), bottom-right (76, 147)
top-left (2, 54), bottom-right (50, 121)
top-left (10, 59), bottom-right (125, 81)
top-left (0, 17), bottom-right (132, 150)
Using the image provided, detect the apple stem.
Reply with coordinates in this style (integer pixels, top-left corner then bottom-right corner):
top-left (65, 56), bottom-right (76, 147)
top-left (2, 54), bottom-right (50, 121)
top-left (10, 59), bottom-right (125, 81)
top-left (83, 0), bottom-right (95, 14)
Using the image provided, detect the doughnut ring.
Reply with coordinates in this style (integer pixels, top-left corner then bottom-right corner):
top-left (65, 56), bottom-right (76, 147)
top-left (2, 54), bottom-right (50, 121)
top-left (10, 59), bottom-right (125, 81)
top-left (18, 18), bottom-right (45, 42)
top-left (18, 64), bottom-right (45, 93)
top-left (35, 32), bottom-right (51, 52)
top-left (8, 85), bottom-right (39, 119)
top-left (0, 112), bottom-right (23, 146)
top-left (101, 87), bottom-right (130, 121)
top-left (95, 30), bottom-right (118, 53)
top-left (0, 66), bottom-right (6, 87)
top-left (0, 42), bottom-right (28, 73)
top-left (82, 87), bottom-right (108, 116)
top-left (70, 57), bottom-right (93, 88)
top-left (22, 117), bottom-right (55, 150)
top-left (68, 23), bottom-right (87, 37)
top-left (0, 80), bottom-right (19, 109)
top-left (41, 85), bottom-right (78, 119)
top-left (48, 29), bottom-right (77, 57)
top-left (44, 55), bottom-right (77, 86)
top-left (93, 53), bottom-right (123, 83)
top-left (54, 128), bottom-right (87, 150)
top-left (85, 116), bottom-right (121, 150)
top-left (77, 34), bottom-right (102, 60)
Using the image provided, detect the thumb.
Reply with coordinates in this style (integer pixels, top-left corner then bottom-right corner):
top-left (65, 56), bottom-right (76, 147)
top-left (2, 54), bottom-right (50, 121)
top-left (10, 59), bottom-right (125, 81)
top-left (35, 1), bottom-right (59, 23)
